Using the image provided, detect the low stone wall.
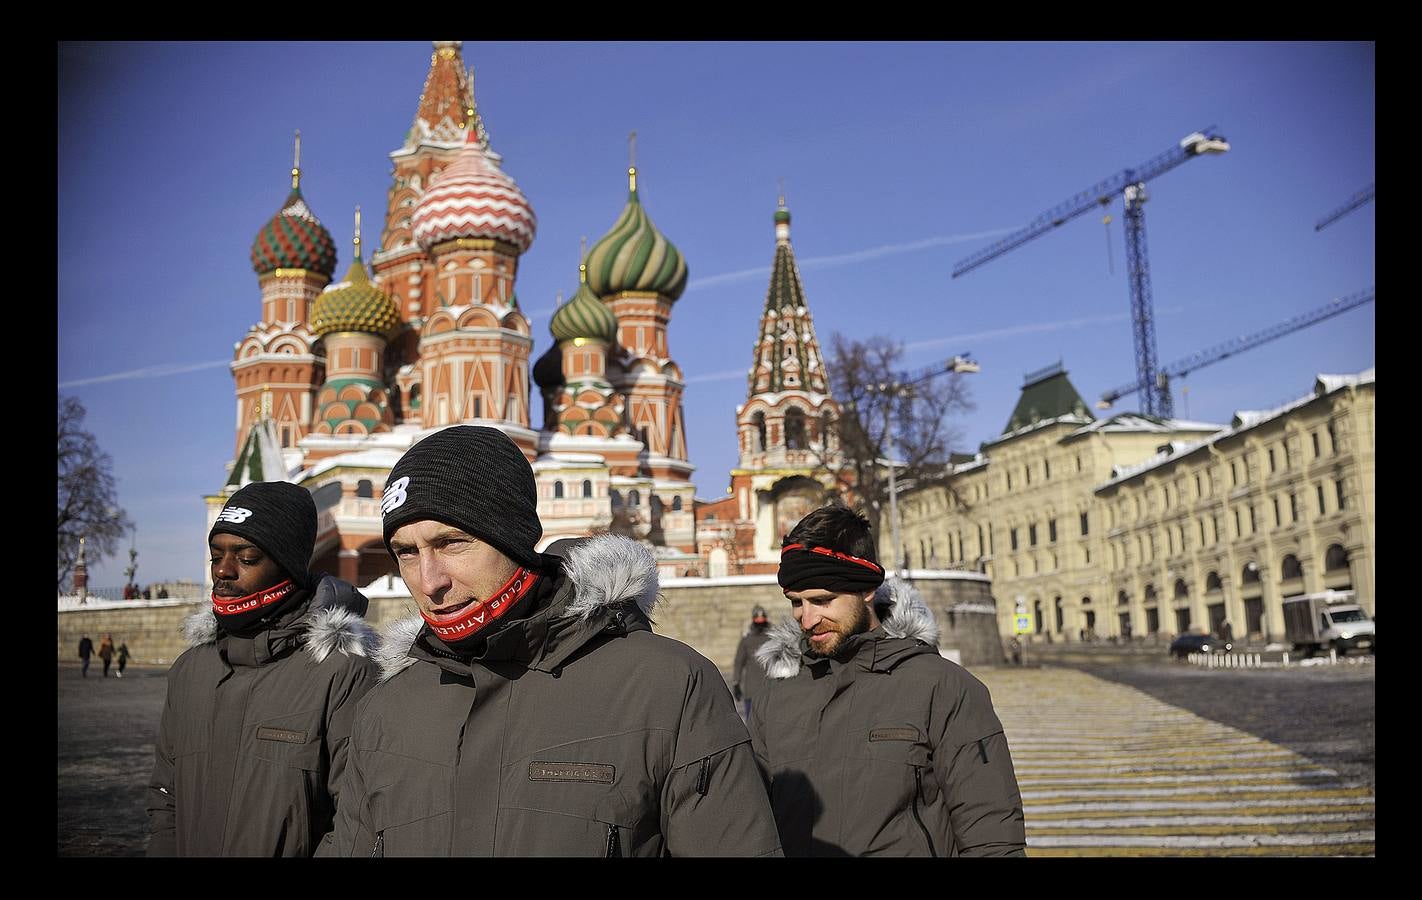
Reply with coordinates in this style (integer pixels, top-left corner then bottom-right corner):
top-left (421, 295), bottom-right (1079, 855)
top-left (57, 571), bottom-right (1005, 672)
top-left (58, 600), bottom-right (206, 667)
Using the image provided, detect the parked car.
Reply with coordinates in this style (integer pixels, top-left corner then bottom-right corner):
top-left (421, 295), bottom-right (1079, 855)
top-left (1169, 633), bottom-right (1232, 659)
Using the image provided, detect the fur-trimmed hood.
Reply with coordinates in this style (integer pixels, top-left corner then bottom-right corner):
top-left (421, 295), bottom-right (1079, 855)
top-left (182, 574), bottom-right (378, 664)
top-left (756, 577), bottom-right (940, 680)
top-left (376, 533), bottom-right (659, 683)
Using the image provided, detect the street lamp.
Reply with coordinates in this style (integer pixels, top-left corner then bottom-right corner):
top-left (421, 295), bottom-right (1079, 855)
top-left (868, 355), bottom-right (980, 579)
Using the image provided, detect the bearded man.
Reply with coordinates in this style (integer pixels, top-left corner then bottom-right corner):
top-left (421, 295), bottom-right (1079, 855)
top-left (749, 504), bottom-right (1026, 857)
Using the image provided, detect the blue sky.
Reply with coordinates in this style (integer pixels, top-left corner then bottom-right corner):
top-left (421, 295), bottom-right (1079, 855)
top-left (58, 41), bottom-right (1374, 587)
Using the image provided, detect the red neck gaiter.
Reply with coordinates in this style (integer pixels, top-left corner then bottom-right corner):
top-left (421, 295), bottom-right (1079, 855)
top-left (212, 579), bottom-right (296, 631)
top-left (422, 567), bottom-right (540, 649)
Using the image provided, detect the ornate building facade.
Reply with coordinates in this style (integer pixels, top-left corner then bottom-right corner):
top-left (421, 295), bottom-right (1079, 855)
top-left (695, 199), bottom-right (844, 576)
top-left (891, 363), bottom-right (1376, 645)
top-left (206, 41), bottom-right (699, 587)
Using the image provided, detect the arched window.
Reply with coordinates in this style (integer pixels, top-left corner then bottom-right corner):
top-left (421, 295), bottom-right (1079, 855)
top-left (582, 479), bottom-right (593, 498)
top-left (784, 407), bottom-right (806, 450)
top-left (610, 489), bottom-right (623, 508)
top-left (1242, 562), bottom-right (1261, 584)
top-left (628, 490), bottom-right (641, 506)
top-left (1325, 544), bottom-right (1350, 571)
top-left (1117, 590), bottom-right (1129, 606)
top-left (1174, 579), bottom-right (1188, 599)
top-left (553, 481), bottom-right (564, 499)
top-left (672, 496), bottom-right (683, 511)
top-left (1206, 571), bottom-right (1223, 592)
top-left (409, 384), bottom-right (422, 410)
top-left (752, 412), bottom-right (766, 452)
top-left (1281, 554), bottom-right (1303, 581)
top-left (1144, 583), bottom-right (1157, 604)
top-left (357, 479), bottom-right (374, 498)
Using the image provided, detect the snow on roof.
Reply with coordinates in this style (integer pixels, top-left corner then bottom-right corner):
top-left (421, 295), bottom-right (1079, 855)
top-left (984, 413), bottom-right (1094, 447)
top-left (1098, 366), bottom-right (1373, 490)
top-left (361, 574), bottom-right (409, 598)
top-left (1316, 367), bottom-right (1375, 394)
top-left (301, 447), bottom-right (407, 482)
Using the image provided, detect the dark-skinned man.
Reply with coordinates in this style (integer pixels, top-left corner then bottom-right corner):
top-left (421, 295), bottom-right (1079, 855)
top-left (146, 481), bottom-right (378, 856)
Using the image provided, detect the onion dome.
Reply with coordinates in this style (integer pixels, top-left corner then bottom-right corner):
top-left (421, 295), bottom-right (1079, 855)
top-left (550, 267), bottom-right (618, 344)
top-left (250, 132), bottom-right (337, 277)
top-left (411, 128), bottom-right (536, 253)
top-left (585, 166), bottom-right (688, 301)
top-left (531, 341), bottom-right (565, 391)
top-left (310, 210), bottom-right (401, 339)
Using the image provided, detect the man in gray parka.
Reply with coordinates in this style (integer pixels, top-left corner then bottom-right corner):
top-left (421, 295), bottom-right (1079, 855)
top-left (146, 480), bottom-right (379, 856)
top-left (322, 426), bottom-right (782, 857)
top-left (749, 505), bottom-right (1026, 857)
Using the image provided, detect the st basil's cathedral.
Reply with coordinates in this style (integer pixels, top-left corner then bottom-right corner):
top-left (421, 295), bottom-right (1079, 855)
top-left (207, 41), bottom-right (844, 589)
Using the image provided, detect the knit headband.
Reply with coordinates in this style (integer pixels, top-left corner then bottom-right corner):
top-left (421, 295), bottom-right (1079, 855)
top-left (777, 543), bottom-right (886, 594)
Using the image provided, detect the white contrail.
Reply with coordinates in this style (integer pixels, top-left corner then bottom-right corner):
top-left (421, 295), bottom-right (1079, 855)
top-left (684, 368), bottom-right (749, 385)
top-left (59, 359), bottom-right (231, 388)
top-left (688, 227), bottom-right (1017, 290)
top-left (905, 305), bottom-right (1186, 353)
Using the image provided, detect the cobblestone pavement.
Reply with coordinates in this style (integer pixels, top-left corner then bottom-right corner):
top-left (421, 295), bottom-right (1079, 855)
top-left (57, 665), bottom-right (166, 857)
top-left (976, 666), bottom-right (1375, 857)
top-left (57, 660), bottom-right (1375, 857)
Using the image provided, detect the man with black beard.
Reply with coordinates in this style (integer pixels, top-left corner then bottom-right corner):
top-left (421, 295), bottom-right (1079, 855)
top-left (322, 426), bottom-right (781, 856)
top-left (748, 505), bottom-right (1026, 857)
top-left (146, 481), bottom-right (378, 856)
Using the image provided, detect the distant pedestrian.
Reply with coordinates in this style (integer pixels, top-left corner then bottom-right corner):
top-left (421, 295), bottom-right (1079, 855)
top-left (117, 642), bottom-right (130, 677)
top-left (1219, 620), bottom-right (1233, 644)
top-left (97, 634), bottom-right (115, 677)
top-left (1009, 636), bottom-right (1022, 666)
top-left (732, 605), bottom-right (772, 721)
top-left (78, 635), bottom-right (94, 678)
top-left (142, 586), bottom-right (152, 600)
top-left (158, 586), bottom-right (169, 599)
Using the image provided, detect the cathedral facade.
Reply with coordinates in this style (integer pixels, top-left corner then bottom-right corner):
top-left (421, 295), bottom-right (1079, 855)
top-left (207, 41), bottom-right (698, 588)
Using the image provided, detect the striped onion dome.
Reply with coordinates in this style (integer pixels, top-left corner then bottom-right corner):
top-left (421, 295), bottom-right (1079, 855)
top-left (250, 186), bottom-right (338, 277)
top-left (550, 278), bottom-right (618, 344)
top-left (585, 167), bottom-right (688, 302)
top-left (310, 254), bottom-right (401, 339)
top-left (411, 128), bottom-right (537, 253)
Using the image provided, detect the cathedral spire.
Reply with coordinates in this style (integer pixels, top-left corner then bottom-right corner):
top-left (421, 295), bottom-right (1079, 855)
top-left (353, 205), bottom-right (362, 260)
top-left (749, 197), bottom-right (825, 397)
top-left (410, 40), bottom-right (484, 148)
top-left (291, 129), bottom-right (301, 190)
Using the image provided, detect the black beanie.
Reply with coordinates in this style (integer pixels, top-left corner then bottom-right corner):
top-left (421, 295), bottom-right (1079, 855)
top-left (209, 481), bottom-right (317, 588)
top-left (381, 426), bottom-right (545, 570)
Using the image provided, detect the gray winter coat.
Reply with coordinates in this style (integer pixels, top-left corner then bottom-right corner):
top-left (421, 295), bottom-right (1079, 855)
top-left (749, 580), bottom-right (1026, 857)
top-left (146, 576), bottom-right (379, 856)
top-left (322, 535), bottom-right (783, 857)
top-left (733, 625), bottom-right (772, 705)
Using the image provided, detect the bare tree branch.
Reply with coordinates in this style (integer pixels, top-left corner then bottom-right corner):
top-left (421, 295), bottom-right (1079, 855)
top-left (57, 396), bottom-right (131, 590)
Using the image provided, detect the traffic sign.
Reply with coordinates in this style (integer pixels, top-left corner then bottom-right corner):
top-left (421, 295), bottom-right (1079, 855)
top-left (1013, 613), bottom-right (1033, 635)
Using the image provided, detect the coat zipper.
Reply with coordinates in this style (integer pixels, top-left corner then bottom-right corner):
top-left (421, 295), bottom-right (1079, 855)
top-left (605, 823), bottom-right (621, 857)
top-left (372, 830), bottom-right (384, 857)
top-left (911, 766), bottom-right (938, 858)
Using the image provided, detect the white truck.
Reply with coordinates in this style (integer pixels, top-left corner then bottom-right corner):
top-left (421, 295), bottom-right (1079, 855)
top-left (1281, 591), bottom-right (1375, 657)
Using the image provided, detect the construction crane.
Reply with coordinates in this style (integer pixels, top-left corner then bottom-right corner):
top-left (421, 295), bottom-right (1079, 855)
top-left (1315, 182), bottom-right (1375, 232)
top-left (1096, 287), bottom-right (1375, 410)
top-left (954, 128), bottom-right (1231, 419)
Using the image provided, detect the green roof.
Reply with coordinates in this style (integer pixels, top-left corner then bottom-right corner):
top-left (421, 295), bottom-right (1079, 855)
top-left (585, 182), bottom-right (688, 301)
top-left (1002, 369), bottom-right (1094, 435)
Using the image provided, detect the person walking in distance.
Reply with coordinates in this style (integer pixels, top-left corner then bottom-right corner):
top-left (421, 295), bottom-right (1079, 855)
top-left (97, 634), bottom-right (115, 678)
top-left (117, 641), bottom-right (130, 677)
top-left (78, 635), bottom-right (93, 678)
top-left (732, 606), bottom-right (773, 721)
